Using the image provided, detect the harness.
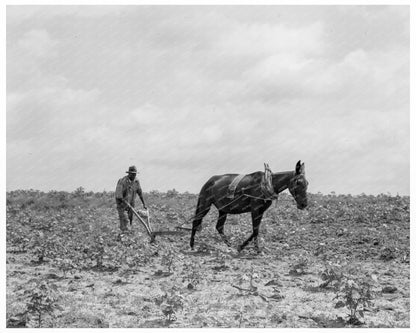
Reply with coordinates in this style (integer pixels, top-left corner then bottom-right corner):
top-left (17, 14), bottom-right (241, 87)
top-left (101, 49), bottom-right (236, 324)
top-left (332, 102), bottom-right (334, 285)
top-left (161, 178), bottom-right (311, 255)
top-left (227, 174), bottom-right (246, 199)
top-left (260, 163), bottom-right (279, 200)
top-left (226, 163), bottom-right (279, 201)
top-left (179, 167), bottom-right (287, 226)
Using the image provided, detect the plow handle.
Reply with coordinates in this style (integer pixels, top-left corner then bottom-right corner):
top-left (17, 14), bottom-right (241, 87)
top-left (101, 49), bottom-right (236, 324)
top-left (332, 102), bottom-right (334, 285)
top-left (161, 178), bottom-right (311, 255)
top-left (123, 200), bottom-right (154, 241)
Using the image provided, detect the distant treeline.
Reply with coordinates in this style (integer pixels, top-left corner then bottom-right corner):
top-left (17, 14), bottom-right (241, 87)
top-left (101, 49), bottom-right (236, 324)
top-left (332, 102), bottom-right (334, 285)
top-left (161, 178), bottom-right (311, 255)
top-left (6, 188), bottom-right (198, 211)
top-left (6, 188), bottom-right (408, 212)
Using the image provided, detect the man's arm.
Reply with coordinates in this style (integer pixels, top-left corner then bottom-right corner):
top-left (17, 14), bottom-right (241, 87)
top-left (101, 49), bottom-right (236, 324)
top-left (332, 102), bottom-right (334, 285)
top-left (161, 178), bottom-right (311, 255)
top-left (136, 181), bottom-right (147, 209)
top-left (115, 178), bottom-right (126, 206)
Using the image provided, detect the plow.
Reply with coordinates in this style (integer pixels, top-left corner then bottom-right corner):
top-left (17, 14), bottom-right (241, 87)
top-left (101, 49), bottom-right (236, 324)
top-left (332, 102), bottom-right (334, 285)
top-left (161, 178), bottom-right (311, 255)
top-left (123, 200), bottom-right (190, 242)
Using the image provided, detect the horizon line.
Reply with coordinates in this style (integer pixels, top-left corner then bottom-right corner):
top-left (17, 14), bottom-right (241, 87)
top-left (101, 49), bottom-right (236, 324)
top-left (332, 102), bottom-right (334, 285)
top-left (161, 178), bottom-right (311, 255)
top-left (5, 188), bottom-right (410, 197)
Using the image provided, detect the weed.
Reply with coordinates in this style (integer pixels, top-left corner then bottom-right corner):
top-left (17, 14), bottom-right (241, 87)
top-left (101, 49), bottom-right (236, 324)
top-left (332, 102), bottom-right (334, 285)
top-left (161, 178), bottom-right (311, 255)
top-left (380, 246), bottom-right (397, 261)
top-left (182, 260), bottom-right (202, 289)
top-left (319, 263), bottom-right (344, 288)
top-left (333, 278), bottom-right (374, 325)
top-left (235, 304), bottom-right (245, 327)
top-left (55, 258), bottom-right (76, 278)
top-left (29, 232), bottom-right (63, 263)
top-left (160, 290), bottom-right (184, 323)
top-left (25, 280), bottom-right (62, 327)
top-left (161, 248), bottom-right (175, 273)
top-left (289, 256), bottom-right (309, 276)
top-left (91, 236), bottom-right (105, 268)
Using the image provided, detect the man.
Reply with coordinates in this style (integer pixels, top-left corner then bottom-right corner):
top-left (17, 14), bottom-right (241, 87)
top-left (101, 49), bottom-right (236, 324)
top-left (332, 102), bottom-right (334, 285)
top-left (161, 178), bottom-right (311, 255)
top-left (115, 166), bottom-right (147, 232)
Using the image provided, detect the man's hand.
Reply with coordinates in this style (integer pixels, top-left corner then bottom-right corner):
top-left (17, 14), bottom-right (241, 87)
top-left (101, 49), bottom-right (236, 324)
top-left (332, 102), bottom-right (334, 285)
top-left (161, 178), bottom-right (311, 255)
top-left (123, 199), bottom-right (131, 210)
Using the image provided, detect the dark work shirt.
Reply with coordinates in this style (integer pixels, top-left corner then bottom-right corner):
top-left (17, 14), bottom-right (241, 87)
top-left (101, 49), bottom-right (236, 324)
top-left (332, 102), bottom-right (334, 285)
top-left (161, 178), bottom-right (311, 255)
top-left (115, 176), bottom-right (143, 206)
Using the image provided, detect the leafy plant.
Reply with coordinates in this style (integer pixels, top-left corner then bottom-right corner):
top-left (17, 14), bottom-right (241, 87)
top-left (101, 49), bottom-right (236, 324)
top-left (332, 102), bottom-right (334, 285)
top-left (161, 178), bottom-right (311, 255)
top-left (161, 290), bottom-right (184, 323)
top-left (319, 263), bottom-right (344, 288)
top-left (182, 260), bottom-right (202, 289)
top-left (90, 236), bottom-right (106, 268)
top-left (161, 248), bottom-right (175, 273)
top-left (289, 256), bottom-right (309, 276)
top-left (333, 278), bottom-right (374, 325)
top-left (54, 258), bottom-right (76, 278)
top-left (29, 232), bottom-right (63, 263)
top-left (25, 280), bottom-right (62, 327)
top-left (379, 246), bottom-right (397, 261)
top-left (130, 251), bottom-right (151, 268)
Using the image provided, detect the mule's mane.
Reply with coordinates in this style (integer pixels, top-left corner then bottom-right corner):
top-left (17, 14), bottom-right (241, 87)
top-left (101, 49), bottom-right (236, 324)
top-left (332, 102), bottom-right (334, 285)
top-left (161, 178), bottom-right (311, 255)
top-left (272, 171), bottom-right (295, 175)
top-left (271, 171), bottom-right (295, 194)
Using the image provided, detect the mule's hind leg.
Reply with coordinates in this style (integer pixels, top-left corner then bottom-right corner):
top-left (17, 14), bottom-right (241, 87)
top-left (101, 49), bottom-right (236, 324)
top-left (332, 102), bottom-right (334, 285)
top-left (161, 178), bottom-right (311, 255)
top-left (190, 201), bottom-right (211, 249)
top-left (216, 211), bottom-right (231, 247)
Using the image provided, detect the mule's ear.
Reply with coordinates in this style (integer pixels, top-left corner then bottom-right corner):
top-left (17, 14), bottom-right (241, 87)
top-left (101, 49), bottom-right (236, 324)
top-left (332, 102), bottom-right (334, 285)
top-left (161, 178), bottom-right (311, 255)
top-left (300, 162), bottom-right (305, 175)
top-left (296, 160), bottom-right (302, 174)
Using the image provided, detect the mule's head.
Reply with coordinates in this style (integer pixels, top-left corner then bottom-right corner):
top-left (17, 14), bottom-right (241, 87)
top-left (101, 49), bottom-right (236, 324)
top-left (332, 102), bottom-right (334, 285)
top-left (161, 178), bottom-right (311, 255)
top-left (288, 161), bottom-right (309, 210)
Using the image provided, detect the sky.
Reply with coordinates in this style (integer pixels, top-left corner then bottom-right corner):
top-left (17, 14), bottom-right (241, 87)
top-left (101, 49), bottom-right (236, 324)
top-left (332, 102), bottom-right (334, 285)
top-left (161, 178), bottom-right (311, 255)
top-left (5, 4), bottom-right (411, 195)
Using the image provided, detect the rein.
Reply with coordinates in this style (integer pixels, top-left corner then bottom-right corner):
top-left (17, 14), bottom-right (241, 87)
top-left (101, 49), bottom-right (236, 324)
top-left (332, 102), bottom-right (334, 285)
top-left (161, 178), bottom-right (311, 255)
top-left (242, 184), bottom-right (287, 201)
top-left (242, 193), bottom-right (276, 201)
top-left (179, 194), bottom-right (246, 226)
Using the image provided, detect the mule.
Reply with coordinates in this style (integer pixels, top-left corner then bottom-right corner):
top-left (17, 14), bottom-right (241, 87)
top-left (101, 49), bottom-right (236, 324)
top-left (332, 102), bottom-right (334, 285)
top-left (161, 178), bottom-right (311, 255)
top-left (189, 161), bottom-right (308, 252)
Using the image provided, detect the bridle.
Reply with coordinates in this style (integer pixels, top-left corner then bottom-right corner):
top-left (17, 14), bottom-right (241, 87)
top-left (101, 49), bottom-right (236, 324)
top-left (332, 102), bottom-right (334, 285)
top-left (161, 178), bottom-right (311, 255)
top-left (289, 174), bottom-right (308, 203)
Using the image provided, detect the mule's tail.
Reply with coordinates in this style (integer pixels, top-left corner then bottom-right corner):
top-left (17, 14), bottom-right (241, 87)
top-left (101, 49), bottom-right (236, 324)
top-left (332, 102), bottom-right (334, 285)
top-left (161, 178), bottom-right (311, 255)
top-left (193, 196), bottom-right (210, 224)
top-left (194, 178), bottom-right (216, 219)
top-left (193, 196), bottom-right (203, 223)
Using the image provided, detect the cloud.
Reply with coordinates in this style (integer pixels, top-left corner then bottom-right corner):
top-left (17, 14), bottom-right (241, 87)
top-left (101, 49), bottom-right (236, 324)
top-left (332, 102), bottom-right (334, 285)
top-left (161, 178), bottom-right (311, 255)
top-left (7, 85), bottom-right (101, 142)
top-left (216, 21), bottom-right (324, 58)
top-left (233, 43), bottom-right (408, 108)
top-left (16, 29), bottom-right (58, 57)
top-left (321, 47), bottom-right (408, 108)
top-left (6, 6), bottom-right (410, 194)
top-left (7, 5), bottom-right (131, 23)
top-left (7, 29), bottom-right (60, 92)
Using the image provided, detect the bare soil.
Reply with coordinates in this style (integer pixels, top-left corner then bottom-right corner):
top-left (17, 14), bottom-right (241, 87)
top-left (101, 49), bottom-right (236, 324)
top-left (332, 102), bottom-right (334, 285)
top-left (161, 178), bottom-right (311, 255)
top-left (6, 191), bottom-right (410, 328)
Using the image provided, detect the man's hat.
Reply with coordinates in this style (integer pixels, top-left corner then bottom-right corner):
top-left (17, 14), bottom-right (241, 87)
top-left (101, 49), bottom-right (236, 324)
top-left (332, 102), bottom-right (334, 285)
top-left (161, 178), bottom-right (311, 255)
top-left (126, 166), bottom-right (138, 174)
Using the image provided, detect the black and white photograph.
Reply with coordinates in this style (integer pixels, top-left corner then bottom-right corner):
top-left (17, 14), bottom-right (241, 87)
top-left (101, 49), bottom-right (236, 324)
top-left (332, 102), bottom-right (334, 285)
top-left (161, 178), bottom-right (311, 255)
top-left (3, 2), bottom-right (414, 329)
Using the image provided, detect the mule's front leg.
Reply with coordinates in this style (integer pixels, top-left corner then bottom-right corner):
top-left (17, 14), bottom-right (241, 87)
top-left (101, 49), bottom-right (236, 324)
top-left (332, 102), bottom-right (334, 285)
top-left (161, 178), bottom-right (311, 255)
top-left (237, 236), bottom-right (254, 252)
top-left (237, 209), bottom-right (263, 252)
top-left (216, 211), bottom-right (231, 247)
top-left (253, 236), bottom-right (262, 254)
top-left (237, 233), bottom-right (259, 252)
top-left (190, 229), bottom-right (196, 249)
top-left (238, 235), bottom-right (262, 253)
